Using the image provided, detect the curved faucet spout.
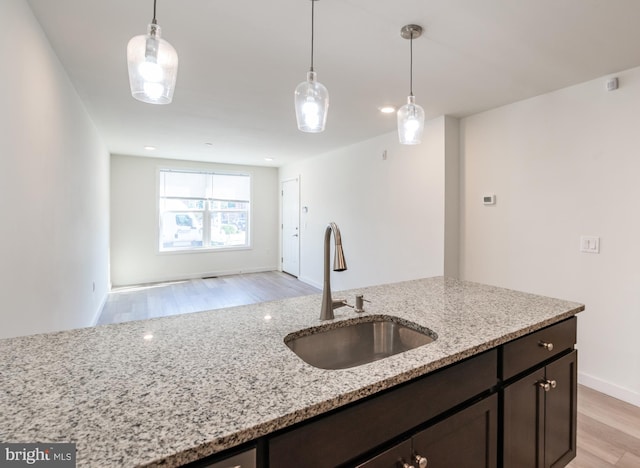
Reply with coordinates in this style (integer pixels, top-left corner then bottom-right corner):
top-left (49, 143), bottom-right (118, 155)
top-left (320, 222), bottom-right (347, 320)
top-left (329, 222), bottom-right (347, 272)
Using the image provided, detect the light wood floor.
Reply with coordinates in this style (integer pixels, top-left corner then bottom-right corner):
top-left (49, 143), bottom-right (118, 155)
top-left (568, 385), bottom-right (640, 467)
top-left (97, 271), bottom-right (320, 325)
top-left (97, 273), bottom-right (639, 466)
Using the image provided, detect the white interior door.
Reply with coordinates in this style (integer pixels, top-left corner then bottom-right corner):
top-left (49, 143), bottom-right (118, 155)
top-left (281, 178), bottom-right (300, 277)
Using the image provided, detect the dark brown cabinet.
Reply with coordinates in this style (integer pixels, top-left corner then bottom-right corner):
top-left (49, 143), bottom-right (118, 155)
top-left (502, 319), bottom-right (577, 468)
top-left (356, 395), bottom-right (497, 468)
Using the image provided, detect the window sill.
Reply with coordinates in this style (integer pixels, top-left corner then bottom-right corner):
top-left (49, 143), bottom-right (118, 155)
top-left (158, 245), bottom-right (252, 255)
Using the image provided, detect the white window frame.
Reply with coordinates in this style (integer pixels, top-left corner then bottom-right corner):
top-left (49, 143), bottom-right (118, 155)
top-left (157, 168), bottom-right (251, 253)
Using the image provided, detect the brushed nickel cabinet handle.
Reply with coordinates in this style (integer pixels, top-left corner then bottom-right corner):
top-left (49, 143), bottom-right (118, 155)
top-left (538, 340), bottom-right (554, 351)
top-left (414, 454), bottom-right (428, 468)
top-left (538, 379), bottom-right (557, 391)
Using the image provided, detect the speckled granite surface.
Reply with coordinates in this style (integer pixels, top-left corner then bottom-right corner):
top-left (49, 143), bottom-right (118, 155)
top-left (0, 277), bottom-right (584, 467)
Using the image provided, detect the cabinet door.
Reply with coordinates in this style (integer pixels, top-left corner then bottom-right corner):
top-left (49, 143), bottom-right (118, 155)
top-left (411, 394), bottom-right (498, 468)
top-left (544, 351), bottom-right (577, 468)
top-left (503, 351), bottom-right (578, 468)
top-left (503, 367), bottom-right (546, 468)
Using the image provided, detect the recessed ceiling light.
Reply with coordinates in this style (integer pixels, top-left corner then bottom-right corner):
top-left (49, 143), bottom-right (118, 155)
top-left (144, 145), bottom-right (156, 151)
top-left (264, 157), bottom-right (274, 162)
top-left (378, 105), bottom-right (396, 114)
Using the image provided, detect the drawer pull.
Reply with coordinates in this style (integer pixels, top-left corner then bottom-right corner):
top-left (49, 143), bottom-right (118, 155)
top-left (398, 460), bottom-right (415, 468)
top-left (414, 454), bottom-right (428, 467)
top-left (538, 340), bottom-right (554, 351)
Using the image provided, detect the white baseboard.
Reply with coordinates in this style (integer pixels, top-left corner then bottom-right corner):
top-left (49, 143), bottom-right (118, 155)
top-left (578, 371), bottom-right (640, 407)
top-left (90, 291), bottom-right (108, 327)
top-left (111, 266), bottom-right (279, 288)
top-left (297, 275), bottom-right (322, 289)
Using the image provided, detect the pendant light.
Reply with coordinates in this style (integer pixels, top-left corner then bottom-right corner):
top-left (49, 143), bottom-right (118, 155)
top-left (127, 0), bottom-right (178, 104)
top-left (294, 0), bottom-right (329, 133)
top-left (397, 24), bottom-right (425, 145)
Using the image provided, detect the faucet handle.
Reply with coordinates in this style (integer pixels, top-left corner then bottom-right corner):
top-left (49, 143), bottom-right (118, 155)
top-left (332, 298), bottom-right (351, 310)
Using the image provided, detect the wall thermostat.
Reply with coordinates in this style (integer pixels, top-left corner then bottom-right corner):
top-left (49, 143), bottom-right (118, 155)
top-left (483, 194), bottom-right (496, 205)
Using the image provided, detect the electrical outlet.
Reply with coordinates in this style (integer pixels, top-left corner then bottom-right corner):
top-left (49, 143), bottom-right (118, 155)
top-left (580, 236), bottom-right (600, 254)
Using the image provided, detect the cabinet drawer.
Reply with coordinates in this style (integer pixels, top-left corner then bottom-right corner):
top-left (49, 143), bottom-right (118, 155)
top-left (355, 439), bottom-right (412, 468)
top-left (185, 446), bottom-right (256, 468)
top-left (199, 448), bottom-right (256, 468)
top-left (269, 350), bottom-right (497, 468)
top-left (501, 317), bottom-right (576, 380)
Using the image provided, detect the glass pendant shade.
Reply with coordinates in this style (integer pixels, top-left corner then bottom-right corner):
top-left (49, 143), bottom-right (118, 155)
top-left (397, 95), bottom-right (425, 145)
top-left (127, 23), bottom-right (178, 104)
top-left (295, 71), bottom-right (329, 133)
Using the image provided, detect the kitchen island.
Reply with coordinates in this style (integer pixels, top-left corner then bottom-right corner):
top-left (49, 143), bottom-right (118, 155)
top-left (0, 277), bottom-right (584, 467)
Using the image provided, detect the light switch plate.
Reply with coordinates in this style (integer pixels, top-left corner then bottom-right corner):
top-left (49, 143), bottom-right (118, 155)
top-left (580, 236), bottom-right (600, 254)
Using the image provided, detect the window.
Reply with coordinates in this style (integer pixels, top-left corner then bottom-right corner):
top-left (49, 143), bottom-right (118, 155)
top-left (159, 169), bottom-right (250, 251)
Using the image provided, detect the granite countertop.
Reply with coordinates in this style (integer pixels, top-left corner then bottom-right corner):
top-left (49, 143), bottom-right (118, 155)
top-left (0, 277), bottom-right (584, 467)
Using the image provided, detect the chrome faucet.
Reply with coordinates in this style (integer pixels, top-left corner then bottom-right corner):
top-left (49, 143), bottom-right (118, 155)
top-left (320, 222), bottom-right (347, 320)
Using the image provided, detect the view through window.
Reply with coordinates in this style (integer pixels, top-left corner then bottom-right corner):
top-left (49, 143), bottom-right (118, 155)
top-left (159, 169), bottom-right (250, 251)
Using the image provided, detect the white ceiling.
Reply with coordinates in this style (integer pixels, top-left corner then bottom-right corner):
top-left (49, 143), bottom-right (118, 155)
top-left (26, 0), bottom-right (640, 167)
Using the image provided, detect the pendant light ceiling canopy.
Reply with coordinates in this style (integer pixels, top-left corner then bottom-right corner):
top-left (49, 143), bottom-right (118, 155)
top-left (397, 24), bottom-right (425, 145)
top-left (294, 0), bottom-right (329, 133)
top-left (127, 0), bottom-right (179, 105)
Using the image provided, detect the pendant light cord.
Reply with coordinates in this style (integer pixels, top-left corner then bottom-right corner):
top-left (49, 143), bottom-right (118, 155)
top-left (409, 32), bottom-right (414, 97)
top-left (152, 0), bottom-right (158, 25)
top-left (310, 0), bottom-right (315, 72)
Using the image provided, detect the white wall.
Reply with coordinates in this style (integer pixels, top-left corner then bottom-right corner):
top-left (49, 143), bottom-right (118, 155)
top-left (460, 66), bottom-right (640, 406)
top-left (110, 154), bottom-right (279, 286)
top-left (279, 117), bottom-right (457, 290)
top-left (0, 0), bottom-right (110, 339)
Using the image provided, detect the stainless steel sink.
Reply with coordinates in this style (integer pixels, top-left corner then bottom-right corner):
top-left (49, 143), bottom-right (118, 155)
top-left (284, 316), bottom-right (436, 370)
